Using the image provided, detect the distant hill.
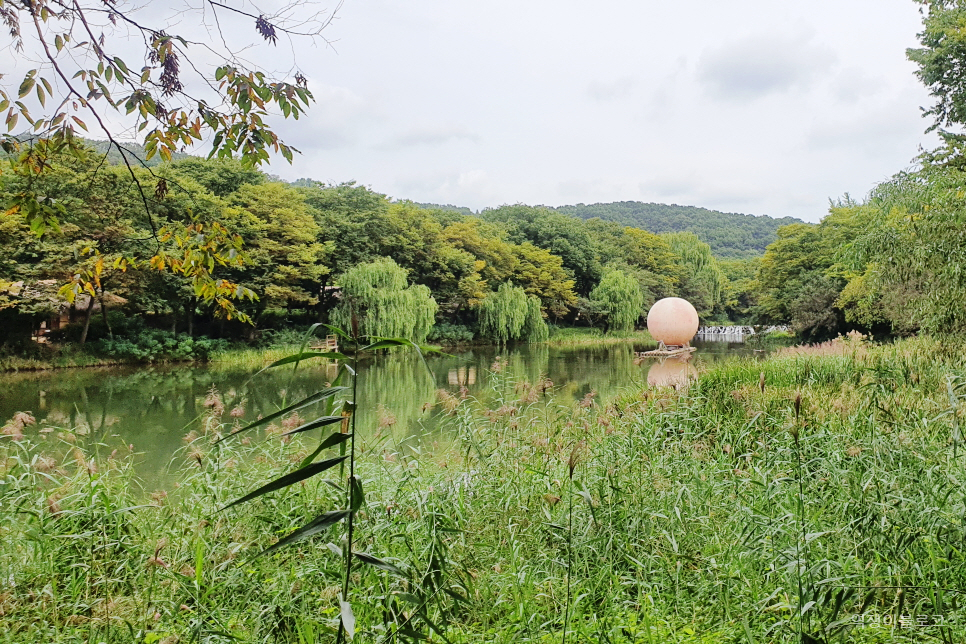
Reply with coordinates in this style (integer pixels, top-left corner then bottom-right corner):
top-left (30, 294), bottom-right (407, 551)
top-left (2, 134), bottom-right (193, 167)
top-left (413, 202), bottom-right (476, 217)
top-left (82, 139), bottom-right (193, 167)
top-left (554, 201), bottom-right (803, 259)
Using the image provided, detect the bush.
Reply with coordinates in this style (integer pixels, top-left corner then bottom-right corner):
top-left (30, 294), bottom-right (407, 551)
top-left (92, 329), bottom-right (227, 362)
top-left (256, 327), bottom-right (309, 348)
top-left (427, 322), bottom-right (475, 344)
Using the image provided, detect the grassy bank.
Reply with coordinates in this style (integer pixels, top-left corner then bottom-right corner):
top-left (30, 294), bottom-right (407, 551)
top-left (0, 343), bottom-right (306, 373)
top-left (547, 327), bottom-right (654, 346)
top-left (0, 329), bottom-right (657, 373)
top-left (2, 335), bottom-right (966, 642)
top-left (0, 348), bottom-right (138, 372)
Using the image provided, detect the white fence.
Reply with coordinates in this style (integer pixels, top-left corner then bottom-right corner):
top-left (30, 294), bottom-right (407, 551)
top-left (695, 325), bottom-right (790, 341)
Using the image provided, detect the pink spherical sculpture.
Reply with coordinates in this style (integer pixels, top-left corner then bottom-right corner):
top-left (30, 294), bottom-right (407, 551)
top-left (646, 297), bottom-right (699, 347)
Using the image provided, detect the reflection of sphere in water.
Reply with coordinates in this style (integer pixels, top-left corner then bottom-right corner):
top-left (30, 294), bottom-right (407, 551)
top-left (647, 297), bottom-right (699, 346)
top-left (647, 358), bottom-right (698, 388)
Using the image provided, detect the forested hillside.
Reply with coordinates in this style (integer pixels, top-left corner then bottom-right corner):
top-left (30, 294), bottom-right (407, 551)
top-left (7, 135), bottom-right (192, 167)
top-left (555, 201), bottom-right (803, 259)
top-left (1, 146), bottom-right (752, 359)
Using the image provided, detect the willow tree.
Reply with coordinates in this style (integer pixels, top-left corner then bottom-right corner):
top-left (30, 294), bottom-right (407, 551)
top-left (523, 294), bottom-right (550, 342)
top-left (589, 269), bottom-right (645, 333)
top-left (664, 232), bottom-right (727, 319)
top-left (331, 258), bottom-right (437, 343)
top-left (477, 281), bottom-right (547, 344)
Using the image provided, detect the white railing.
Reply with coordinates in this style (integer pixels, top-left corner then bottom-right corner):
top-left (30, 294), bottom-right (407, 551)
top-left (695, 325), bottom-right (790, 339)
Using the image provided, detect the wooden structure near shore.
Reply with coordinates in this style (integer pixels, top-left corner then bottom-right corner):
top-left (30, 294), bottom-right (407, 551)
top-left (635, 345), bottom-right (696, 359)
top-left (310, 335), bottom-right (340, 352)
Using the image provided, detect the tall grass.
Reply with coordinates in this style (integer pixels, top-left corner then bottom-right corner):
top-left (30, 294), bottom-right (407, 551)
top-left (547, 327), bottom-right (654, 346)
top-left (2, 335), bottom-right (966, 642)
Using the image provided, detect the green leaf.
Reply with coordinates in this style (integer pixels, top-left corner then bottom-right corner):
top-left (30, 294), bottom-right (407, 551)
top-left (354, 551), bottom-right (405, 578)
top-left (319, 323), bottom-right (352, 341)
top-left (340, 601), bottom-right (355, 640)
top-left (297, 432), bottom-right (352, 469)
top-left (741, 618), bottom-right (758, 644)
top-left (216, 386), bottom-right (347, 443)
top-left (360, 338), bottom-right (411, 352)
top-left (393, 592), bottom-right (422, 605)
top-left (282, 415), bottom-right (344, 437)
top-left (18, 74), bottom-right (36, 98)
top-left (443, 588), bottom-right (470, 605)
top-left (395, 626), bottom-right (429, 641)
top-left (259, 510), bottom-right (350, 557)
top-left (291, 322), bottom-right (331, 373)
top-left (263, 351), bottom-right (348, 369)
top-left (221, 455), bottom-right (347, 511)
top-left (350, 475), bottom-right (365, 513)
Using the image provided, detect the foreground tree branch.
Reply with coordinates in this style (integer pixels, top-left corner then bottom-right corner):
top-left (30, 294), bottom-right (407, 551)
top-left (0, 0), bottom-right (336, 320)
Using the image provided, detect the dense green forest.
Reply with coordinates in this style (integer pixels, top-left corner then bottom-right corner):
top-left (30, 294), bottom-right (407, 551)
top-left (555, 201), bottom-right (803, 259)
top-left (6, 126), bottom-right (966, 359)
top-left (7, 0), bottom-right (966, 359)
top-left (414, 200), bottom-right (803, 260)
top-left (1, 151), bottom-right (756, 361)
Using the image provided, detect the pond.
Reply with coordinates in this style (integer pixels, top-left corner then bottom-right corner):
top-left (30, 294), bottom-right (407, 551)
top-left (0, 339), bottom-right (757, 483)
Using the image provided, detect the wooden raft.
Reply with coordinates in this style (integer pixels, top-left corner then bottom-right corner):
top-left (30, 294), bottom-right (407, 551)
top-left (635, 346), bottom-right (696, 359)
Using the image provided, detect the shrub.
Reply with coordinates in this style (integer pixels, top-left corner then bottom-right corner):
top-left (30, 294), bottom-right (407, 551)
top-left (427, 323), bottom-right (475, 344)
top-left (93, 329), bottom-right (227, 362)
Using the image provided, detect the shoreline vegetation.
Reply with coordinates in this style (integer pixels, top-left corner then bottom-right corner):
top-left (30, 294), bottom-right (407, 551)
top-left (3, 334), bottom-right (964, 642)
top-left (0, 327), bottom-right (662, 373)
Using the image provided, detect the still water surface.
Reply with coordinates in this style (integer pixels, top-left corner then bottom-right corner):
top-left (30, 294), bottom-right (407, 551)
top-left (1, 340), bottom-right (753, 481)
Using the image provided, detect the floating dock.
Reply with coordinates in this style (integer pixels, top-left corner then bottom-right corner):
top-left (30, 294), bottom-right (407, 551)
top-left (635, 345), bottom-right (696, 359)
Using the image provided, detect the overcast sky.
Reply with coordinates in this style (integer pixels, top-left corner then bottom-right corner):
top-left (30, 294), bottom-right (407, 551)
top-left (256, 0), bottom-right (941, 222)
top-left (120, 1), bottom-right (929, 222)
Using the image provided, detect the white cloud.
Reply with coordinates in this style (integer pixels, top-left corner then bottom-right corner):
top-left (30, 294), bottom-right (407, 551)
top-left (272, 84), bottom-right (372, 150)
top-left (830, 67), bottom-right (886, 104)
top-left (263, 0), bottom-right (938, 223)
top-left (697, 33), bottom-right (837, 100)
top-left (586, 77), bottom-right (635, 101)
top-left (377, 126), bottom-right (480, 150)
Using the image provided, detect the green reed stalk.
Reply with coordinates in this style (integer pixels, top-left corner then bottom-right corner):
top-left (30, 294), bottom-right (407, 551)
top-left (337, 339), bottom-right (360, 644)
top-left (791, 393), bottom-right (810, 644)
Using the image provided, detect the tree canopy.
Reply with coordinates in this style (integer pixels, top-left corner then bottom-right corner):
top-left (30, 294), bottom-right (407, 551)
top-left (556, 201), bottom-right (802, 259)
top-left (908, 0), bottom-right (966, 133)
top-left (1, 0), bottom-right (334, 319)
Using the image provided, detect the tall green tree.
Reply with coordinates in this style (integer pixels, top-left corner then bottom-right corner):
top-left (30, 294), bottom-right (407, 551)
top-left (442, 218), bottom-right (577, 317)
top-left (664, 232), bottom-right (727, 320)
top-left (908, 0), bottom-right (966, 133)
top-left (719, 258), bottom-right (760, 324)
top-left (476, 281), bottom-right (547, 344)
top-left (584, 219), bottom-right (681, 306)
top-left (588, 269), bottom-right (645, 333)
top-left (224, 183), bottom-right (329, 318)
top-left (331, 258), bottom-right (438, 344)
top-left (482, 205), bottom-right (601, 295)
top-left (1, 1), bottom-right (331, 319)
top-left (850, 165), bottom-right (966, 335)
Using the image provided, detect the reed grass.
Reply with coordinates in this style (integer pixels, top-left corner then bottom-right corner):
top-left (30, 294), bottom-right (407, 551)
top-left (2, 334), bottom-right (965, 642)
top-left (546, 327), bottom-right (654, 346)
